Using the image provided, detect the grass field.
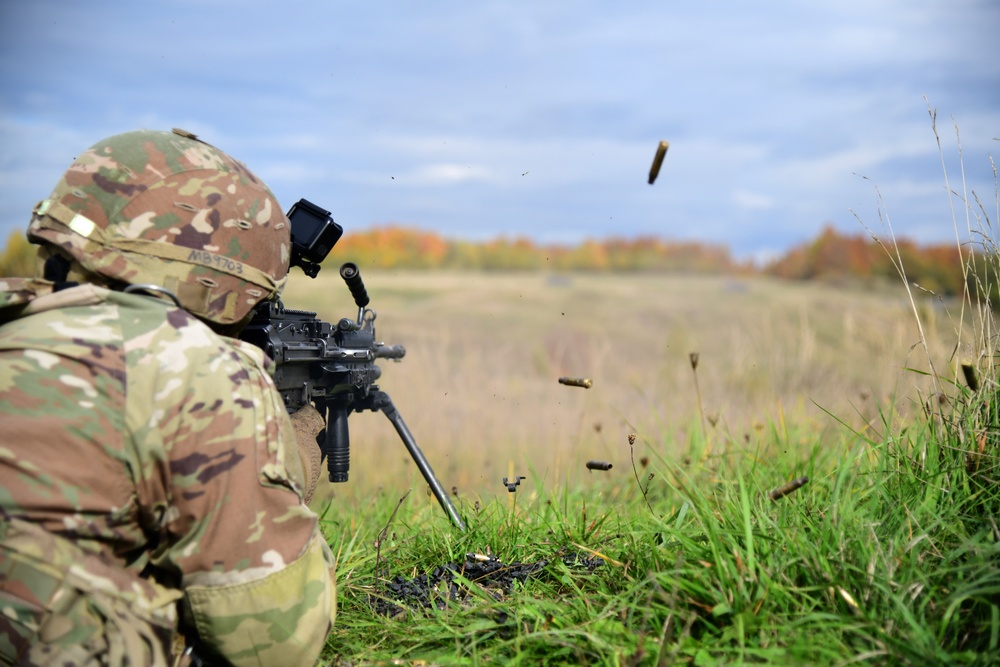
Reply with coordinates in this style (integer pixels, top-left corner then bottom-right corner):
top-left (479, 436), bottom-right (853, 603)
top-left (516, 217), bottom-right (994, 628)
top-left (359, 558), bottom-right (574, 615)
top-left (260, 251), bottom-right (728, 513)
top-left (285, 270), bottom-right (965, 500)
top-left (278, 269), bottom-right (999, 665)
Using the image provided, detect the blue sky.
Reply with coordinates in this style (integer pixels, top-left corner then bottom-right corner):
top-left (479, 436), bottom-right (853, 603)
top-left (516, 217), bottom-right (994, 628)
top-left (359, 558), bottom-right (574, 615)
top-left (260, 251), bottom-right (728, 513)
top-left (1, 1), bottom-right (997, 262)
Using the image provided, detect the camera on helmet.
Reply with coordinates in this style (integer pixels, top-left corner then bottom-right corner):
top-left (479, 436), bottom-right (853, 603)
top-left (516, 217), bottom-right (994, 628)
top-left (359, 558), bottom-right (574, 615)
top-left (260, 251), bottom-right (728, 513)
top-left (287, 198), bottom-right (343, 278)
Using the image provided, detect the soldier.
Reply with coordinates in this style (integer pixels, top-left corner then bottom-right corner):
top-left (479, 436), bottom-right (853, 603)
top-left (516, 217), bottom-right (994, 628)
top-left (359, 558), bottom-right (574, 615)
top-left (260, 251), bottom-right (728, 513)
top-left (0, 129), bottom-right (335, 666)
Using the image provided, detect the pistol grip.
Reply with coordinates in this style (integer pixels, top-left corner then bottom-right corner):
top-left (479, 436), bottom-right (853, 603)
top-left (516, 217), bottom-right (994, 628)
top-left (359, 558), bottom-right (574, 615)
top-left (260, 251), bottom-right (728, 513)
top-left (326, 406), bottom-right (350, 483)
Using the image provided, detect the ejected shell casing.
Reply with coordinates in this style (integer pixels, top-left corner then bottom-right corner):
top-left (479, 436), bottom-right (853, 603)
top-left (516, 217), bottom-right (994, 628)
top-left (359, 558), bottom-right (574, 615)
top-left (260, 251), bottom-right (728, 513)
top-left (586, 460), bottom-right (613, 471)
top-left (648, 140), bottom-right (669, 185)
top-left (961, 361), bottom-right (979, 392)
top-left (558, 376), bottom-right (593, 388)
top-left (767, 476), bottom-right (809, 501)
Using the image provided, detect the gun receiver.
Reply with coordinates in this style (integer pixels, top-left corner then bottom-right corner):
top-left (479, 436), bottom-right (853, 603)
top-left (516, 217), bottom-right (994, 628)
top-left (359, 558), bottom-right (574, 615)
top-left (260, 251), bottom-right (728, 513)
top-left (240, 199), bottom-right (466, 531)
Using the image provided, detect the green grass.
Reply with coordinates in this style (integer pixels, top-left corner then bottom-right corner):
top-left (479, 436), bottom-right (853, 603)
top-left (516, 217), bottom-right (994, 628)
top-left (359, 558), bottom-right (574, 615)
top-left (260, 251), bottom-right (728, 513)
top-left (315, 404), bottom-right (1000, 665)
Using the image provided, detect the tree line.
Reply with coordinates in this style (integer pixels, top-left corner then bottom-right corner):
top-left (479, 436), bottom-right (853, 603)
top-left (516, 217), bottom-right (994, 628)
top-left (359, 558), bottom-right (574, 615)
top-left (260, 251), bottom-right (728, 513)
top-left (763, 224), bottom-right (973, 297)
top-left (326, 226), bottom-right (749, 273)
top-left (323, 225), bottom-right (991, 301)
top-left (1, 224), bottom-right (992, 302)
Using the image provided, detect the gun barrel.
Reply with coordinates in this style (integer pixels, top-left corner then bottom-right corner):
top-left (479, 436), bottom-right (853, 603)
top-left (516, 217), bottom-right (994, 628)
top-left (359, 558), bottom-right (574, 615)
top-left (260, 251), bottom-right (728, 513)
top-left (375, 344), bottom-right (406, 359)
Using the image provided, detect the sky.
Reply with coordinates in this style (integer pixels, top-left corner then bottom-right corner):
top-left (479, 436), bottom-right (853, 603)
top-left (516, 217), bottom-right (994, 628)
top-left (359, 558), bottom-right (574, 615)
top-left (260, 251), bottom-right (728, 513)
top-left (1, 1), bottom-right (998, 263)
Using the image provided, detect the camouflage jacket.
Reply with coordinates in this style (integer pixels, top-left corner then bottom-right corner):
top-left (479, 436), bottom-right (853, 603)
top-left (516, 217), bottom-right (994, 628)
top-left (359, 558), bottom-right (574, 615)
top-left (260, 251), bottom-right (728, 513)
top-left (0, 279), bottom-right (336, 666)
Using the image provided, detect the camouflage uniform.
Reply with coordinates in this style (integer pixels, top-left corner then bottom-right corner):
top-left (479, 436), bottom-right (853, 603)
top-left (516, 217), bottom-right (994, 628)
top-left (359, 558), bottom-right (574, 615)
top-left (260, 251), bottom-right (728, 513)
top-left (0, 130), bottom-right (336, 666)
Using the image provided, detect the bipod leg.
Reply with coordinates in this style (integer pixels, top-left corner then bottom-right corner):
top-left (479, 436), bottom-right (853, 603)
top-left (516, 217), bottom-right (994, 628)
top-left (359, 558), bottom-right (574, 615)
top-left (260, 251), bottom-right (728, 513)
top-left (374, 391), bottom-right (467, 532)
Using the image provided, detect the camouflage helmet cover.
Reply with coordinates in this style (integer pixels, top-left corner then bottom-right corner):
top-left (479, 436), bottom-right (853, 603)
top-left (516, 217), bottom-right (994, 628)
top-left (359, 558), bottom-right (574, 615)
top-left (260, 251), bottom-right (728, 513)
top-left (28, 129), bottom-right (290, 325)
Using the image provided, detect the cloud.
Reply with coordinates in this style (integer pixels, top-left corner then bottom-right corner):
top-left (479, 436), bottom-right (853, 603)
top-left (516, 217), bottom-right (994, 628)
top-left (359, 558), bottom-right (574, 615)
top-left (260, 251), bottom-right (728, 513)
top-left (407, 163), bottom-right (494, 186)
top-left (0, 0), bottom-right (997, 260)
top-left (733, 190), bottom-right (776, 212)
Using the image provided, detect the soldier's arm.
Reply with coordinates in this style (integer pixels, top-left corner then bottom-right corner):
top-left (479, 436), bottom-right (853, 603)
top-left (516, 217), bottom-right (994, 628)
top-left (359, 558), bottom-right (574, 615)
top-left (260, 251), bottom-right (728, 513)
top-left (127, 314), bottom-right (335, 666)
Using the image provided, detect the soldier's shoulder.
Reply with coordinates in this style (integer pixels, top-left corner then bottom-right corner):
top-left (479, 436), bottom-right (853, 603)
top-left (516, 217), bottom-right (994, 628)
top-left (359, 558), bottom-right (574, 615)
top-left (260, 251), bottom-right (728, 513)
top-left (0, 277), bottom-right (52, 311)
top-left (106, 292), bottom-right (260, 374)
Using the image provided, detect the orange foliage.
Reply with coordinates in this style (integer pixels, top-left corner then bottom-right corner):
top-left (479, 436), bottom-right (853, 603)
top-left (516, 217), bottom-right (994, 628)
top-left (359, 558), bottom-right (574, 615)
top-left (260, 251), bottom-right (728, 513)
top-left (333, 226), bottom-right (450, 269)
top-left (327, 223), bottom-right (974, 298)
top-left (765, 224), bottom-right (967, 296)
top-left (326, 226), bottom-right (742, 273)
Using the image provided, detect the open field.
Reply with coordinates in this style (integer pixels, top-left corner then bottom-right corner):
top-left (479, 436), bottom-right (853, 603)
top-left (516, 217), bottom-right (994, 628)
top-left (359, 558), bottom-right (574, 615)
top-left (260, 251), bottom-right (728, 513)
top-left (294, 270), bottom-right (1000, 665)
top-left (284, 269), bottom-right (969, 503)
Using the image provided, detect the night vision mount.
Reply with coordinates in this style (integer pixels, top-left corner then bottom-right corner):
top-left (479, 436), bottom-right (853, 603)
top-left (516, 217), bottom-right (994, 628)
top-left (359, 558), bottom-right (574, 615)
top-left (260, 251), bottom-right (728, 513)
top-left (286, 198), bottom-right (344, 278)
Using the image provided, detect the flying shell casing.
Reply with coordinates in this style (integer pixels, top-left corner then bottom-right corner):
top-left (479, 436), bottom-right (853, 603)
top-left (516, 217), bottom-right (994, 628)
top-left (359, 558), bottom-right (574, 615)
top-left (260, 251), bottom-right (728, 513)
top-left (767, 476), bottom-right (809, 501)
top-left (558, 377), bottom-right (593, 389)
top-left (961, 361), bottom-right (979, 392)
top-left (586, 460), bottom-right (613, 471)
top-left (648, 140), bottom-right (669, 185)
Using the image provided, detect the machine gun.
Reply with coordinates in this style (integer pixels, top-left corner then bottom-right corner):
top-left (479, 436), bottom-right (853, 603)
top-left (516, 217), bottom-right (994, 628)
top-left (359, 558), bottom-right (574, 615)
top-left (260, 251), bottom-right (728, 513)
top-left (239, 199), bottom-right (466, 531)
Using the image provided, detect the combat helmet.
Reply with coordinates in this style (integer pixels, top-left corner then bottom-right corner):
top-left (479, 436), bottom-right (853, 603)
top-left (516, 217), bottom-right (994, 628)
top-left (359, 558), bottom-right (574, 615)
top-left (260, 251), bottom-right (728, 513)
top-left (28, 128), bottom-right (290, 326)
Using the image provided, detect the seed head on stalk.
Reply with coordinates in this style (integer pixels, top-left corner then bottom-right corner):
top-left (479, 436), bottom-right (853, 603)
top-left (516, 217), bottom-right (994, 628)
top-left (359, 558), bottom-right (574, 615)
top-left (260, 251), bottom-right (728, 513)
top-left (689, 352), bottom-right (709, 447)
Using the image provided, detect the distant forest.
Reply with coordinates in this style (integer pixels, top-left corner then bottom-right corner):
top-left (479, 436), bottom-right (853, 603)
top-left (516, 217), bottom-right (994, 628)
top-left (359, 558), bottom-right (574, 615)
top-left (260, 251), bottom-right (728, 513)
top-left (325, 224), bottom-right (983, 299)
top-left (0, 224), bottom-right (992, 300)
